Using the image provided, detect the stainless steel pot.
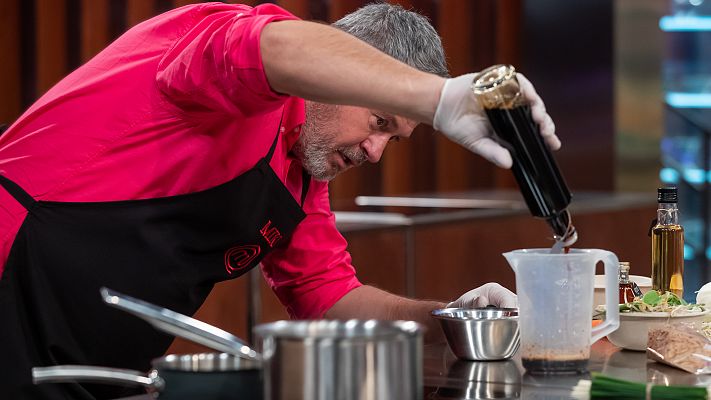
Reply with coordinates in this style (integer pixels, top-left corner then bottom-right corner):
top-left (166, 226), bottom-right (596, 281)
top-left (254, 320), bottom-right (423, 400)
top-left (33, 288), bottom-right (263, 399)
top-left (33, 352), bottom-right (261, 400)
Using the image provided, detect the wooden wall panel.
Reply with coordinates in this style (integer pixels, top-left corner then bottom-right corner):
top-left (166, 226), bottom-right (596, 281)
top-left (413, 205), bottom-right (655, 302)
top-left (81, 0), bottom-right (109, 62)
top-left (226, 0), bottom-right (259, 6)
top-left (434, 0), bottom-right (490, 192)
top-left (410, 126), bottom-right (437, 193)
top-left (344, 229), bottom-right (408, 294)
top-left (0, 0), bottom-right (21, 124)
top-left (259, 277), bottom-right (290, 324)
top-left (495, 0), bottom-right (522, 66)
top-left (127, 0), bottom-right (156, 28)
top-left (381, 138), bottom-right (415, 196)
top-left (491, 0), bottom-right (522, 190)
top-left (173, 0), bottom-right (205, 8)
top-left (330, 162), bottom-right (382, 210)
top-left (36, 0), bottom-right (67, 96)
top-left (328, 0), bottom-right (363, 22)
top-left (277, 0), bottom-right (311, 19)
top-left (154, 0), bottom-right (174, 14)
top-left (19, 0), bottom-right (36, 109)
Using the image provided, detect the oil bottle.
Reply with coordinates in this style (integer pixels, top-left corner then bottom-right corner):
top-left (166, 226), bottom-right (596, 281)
top-left (651, 187), bottom-right (684, 297)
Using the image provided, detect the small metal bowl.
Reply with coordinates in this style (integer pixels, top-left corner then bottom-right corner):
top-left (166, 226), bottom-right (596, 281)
top-left (431, 308), bottom-right (520, 361)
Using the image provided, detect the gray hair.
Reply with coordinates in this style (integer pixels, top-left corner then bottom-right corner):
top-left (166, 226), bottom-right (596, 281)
top-left (333, 3), bottom-right (449, 77)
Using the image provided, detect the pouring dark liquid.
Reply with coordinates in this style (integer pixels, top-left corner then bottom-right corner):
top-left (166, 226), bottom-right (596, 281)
top-left (484, 105), bottom-right (572, 240)
top-left (472, 65), bottom-right (576, 246)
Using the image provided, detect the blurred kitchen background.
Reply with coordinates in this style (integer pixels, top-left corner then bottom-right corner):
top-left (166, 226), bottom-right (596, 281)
top-left (0, 0), bottom-right (709, 349)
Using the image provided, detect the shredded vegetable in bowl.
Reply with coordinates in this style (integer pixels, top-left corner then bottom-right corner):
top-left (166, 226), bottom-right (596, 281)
top-left (702, 322), bottom-right (711, 340)
top-left (619, 291), bottom-right (705, 316)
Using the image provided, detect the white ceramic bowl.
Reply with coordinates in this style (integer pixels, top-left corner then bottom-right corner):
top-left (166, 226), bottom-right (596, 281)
top-left (606, 309), bottom-right (709, 351)
top-left (593, 275), bottom-right (652, 311)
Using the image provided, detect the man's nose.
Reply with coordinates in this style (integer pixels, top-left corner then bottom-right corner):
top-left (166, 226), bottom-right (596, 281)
top-left (363, 134), bottom-right (389, 163)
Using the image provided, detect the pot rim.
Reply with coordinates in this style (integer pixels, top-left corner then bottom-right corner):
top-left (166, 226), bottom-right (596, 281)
top-left (152, 352), bottom-right (262, 372)
top-left (253, 319), bottom-right (423, 339)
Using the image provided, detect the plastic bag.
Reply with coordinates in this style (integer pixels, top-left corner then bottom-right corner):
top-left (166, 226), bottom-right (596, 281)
top-left (647, 322), bottom-right (711, 374)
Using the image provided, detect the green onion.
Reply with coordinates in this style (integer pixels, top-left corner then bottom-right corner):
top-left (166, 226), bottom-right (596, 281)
top-left (590, 373), bottom-right (707, 399)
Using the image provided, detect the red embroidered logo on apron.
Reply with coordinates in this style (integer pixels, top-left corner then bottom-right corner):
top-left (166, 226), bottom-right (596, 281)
top-left (260, 220), bottom-right (282, 248)
top-left (224, 245), bottom-right (261, 274)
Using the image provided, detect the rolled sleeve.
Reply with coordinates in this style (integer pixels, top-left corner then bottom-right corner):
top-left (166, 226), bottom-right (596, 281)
top-left (261, 180), bottom-right (362, 319)
top-left (156, 3), bottom-right (298, 116)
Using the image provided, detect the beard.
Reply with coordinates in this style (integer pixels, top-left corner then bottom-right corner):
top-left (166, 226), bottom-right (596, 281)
top-left (294, 102), bottom-right (367, 181)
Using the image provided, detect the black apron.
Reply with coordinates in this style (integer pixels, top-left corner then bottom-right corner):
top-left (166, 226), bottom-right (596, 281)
top-left (0, 117), bottom-right (310, 399)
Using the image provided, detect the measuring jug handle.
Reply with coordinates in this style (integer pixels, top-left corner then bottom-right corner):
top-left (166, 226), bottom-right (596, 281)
top-left (590, 250), bottom-right (620, 343)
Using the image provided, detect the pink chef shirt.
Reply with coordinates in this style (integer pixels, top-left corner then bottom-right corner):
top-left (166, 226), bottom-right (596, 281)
top-left (0, 2), bottom-right (361, 318)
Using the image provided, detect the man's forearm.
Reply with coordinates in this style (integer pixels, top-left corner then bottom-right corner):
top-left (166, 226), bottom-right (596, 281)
top-left (325, 285), bottom-right (447, 343)
top-left (260, 20), bottom-right (445, 125)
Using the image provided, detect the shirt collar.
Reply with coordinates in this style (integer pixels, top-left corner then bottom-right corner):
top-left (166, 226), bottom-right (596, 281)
top-left (282, 97), bottom-right (305, 152)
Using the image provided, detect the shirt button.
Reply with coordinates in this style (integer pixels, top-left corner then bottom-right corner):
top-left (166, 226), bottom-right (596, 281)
top-left (280, 127), bottom-right (285, 132)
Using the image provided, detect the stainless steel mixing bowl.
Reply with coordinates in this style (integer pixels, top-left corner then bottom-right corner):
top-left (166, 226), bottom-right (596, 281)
top-left (431, 308), bottom-right (520, 361)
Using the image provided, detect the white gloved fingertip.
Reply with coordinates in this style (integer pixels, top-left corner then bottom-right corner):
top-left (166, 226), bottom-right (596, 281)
top-left (492, 152), bottom-right (513, 169)
top-left (471, 138), bottom-right (513, 169)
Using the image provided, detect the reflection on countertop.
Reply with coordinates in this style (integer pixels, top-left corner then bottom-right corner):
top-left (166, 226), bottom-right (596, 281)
top-left (423, 338), bottom-right (711, 400)
top-left (115, 338), bottom-right (710, 400)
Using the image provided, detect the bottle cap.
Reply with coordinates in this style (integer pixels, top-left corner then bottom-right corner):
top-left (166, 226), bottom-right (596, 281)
top-left (619, 262), bottom-right (630, 272)
top-left (657, 187), bottom-right (678, 203)
top-left (470, 64), bottom-right (522, 109)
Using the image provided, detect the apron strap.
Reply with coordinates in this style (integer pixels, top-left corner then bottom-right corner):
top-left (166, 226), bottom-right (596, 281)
top-left (265, 110), bottom-right (285, 162)
top-left (264, 107), bottom-right (311, 206)
top-left (300, 169), bottom-right (311, 206)
top-left (0, 175), bottom-right (36, 209)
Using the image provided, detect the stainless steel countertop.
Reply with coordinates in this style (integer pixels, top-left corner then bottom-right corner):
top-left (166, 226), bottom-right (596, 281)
top-left (424, 338), bottom-right (711, 399)
top-left (116, 338), bottom-right (710, 399)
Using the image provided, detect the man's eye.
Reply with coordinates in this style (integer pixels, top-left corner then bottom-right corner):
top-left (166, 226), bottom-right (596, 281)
top-left (376, 117), bottom-right (388, 128)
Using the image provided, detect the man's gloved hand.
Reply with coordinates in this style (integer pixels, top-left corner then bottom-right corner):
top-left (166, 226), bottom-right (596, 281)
top-left (447, 283), bottom-right (518, 309)
top-left (433, 72), bottom-right (561, 169)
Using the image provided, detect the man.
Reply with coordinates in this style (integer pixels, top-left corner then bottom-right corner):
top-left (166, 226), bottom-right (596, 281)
top-left (0, 2), bottom-right (558, 399)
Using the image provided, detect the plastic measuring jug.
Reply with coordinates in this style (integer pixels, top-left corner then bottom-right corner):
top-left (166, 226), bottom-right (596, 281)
top-left (503, 249), bottom-right (620, 375)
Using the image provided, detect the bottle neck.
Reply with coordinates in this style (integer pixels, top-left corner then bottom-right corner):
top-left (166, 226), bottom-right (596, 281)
top-left (657, 202), bottom-right (679, 225)
top-left (619, 268), bottom-right (630, 284)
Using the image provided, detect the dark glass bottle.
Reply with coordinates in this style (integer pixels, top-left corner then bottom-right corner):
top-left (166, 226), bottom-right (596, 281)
top-left (471, 65), bottom-right (576, 246)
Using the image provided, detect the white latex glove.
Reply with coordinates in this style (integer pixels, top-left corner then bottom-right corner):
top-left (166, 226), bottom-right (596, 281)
top-left (433, 72), bottom-right (560, 169)
top-left (447, 283), bottom-right (518, 309)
